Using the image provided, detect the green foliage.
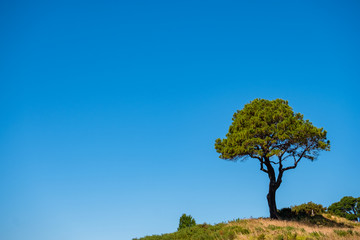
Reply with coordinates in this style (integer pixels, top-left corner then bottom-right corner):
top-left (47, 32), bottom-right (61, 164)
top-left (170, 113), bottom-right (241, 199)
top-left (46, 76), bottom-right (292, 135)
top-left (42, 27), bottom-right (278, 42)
top-left (285, 231), bottom-right (298, 240)
top-left (133, 216), bottom-right (360, 240)
top-left (178, 214), bottom-right (196, 230)
top-left (215, 99), bottom-right (330, 162)
top-left (276, 202), bottom-right (360, 229)
top-left (308, 231), bottom-right (325, 240)
top-left (277, 202), bottom-right (326, 220)
top-left (285, 226), bottom-right (295, 231)
top-left (267, 224), bottom-right (281, 230)
top-left (275, 234), bottom-right (284, 240)
top-left (257, 233), bottom-right (266, 240)
top-left (334, 229), bottom-right (354, 237)
top-left (134, 222), bottom-right (250, 240)
top-left (328, 196), bottom-right (360, 222)
top-left (292, 202), bottom-right (326, 216)
top-left (310, 231), bottom-right (320, 237)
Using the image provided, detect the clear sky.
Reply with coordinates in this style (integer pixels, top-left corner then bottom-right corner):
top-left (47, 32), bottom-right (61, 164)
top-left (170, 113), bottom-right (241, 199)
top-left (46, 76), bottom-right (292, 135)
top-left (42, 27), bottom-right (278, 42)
top-left (1, 0), bottom-right (360, 239)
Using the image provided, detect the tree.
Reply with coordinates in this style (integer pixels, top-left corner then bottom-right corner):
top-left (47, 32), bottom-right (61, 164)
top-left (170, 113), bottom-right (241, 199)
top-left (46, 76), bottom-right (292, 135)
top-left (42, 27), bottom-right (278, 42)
top-left (328, 196), bottom-right (360, 221)
top-left (178, 214), bottom-right (196, 230)
top-left (214, 99), bottom-right (330, 219)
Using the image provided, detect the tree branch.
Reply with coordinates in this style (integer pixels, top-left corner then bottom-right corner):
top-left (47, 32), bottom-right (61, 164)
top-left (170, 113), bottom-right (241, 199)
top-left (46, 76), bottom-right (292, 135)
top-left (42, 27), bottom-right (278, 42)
top-left (249, 153), bottom-right (262, 161)
top-left (282, 154), bottom-right (293, 161)
top-left (282, 146), bottom-right (309, 172)
top-left (249, 153), bottom-right (269, 174)
top-left (260, 161), bottom-right (268, 173)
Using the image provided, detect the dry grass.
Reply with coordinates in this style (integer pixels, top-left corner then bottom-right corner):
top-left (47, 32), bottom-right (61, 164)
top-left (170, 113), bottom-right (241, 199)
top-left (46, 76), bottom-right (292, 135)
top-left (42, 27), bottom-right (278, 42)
top-left (135, 214), bottom-right (360, 240)
top-left (227, 214), bottom-right (360, 240)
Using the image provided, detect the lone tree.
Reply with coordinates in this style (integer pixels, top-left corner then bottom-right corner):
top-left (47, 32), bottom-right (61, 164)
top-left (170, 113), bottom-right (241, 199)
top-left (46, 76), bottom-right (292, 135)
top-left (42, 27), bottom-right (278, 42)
top-left (215, 99), bottom-right (330, 219)
top-left (178, 214), bottom-right (196, 230)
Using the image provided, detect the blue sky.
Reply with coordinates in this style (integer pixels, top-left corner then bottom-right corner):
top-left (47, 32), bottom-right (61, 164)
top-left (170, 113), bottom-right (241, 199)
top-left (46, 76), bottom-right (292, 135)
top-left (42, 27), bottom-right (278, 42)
top-left (1, 0), bottom-right (360, 239)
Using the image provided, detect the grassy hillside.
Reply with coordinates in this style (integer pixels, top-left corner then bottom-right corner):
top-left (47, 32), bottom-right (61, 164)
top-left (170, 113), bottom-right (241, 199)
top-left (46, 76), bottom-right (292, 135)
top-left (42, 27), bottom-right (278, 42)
top-left (133, 214), bottom-right (360, 240)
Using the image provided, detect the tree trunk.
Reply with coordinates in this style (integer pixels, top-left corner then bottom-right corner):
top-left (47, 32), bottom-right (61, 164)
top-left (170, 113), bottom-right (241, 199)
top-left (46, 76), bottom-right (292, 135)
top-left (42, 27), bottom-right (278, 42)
top-left (267, 181), bottom-right (279, 219)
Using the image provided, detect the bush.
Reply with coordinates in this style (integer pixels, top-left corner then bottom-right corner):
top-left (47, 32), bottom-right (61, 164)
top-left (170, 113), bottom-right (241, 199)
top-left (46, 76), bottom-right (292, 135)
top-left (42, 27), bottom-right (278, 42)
top-left (292, 202), bottom-right (326, 216)
top-left (178, 214), bottom-right (196, 230)
top-left (278, 202), bottom-right (328, 222)
top-left (278, 207), bottom-right (296, 219)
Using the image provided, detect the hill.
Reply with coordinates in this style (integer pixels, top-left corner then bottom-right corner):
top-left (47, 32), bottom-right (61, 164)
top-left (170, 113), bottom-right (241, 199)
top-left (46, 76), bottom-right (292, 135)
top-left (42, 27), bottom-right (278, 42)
top-left (133, 214), bottom-right (360, 240)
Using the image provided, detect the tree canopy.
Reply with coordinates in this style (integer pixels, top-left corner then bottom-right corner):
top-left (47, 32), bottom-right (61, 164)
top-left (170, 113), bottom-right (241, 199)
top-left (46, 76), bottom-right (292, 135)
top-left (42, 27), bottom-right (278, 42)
top-left (215, 98), bottom-right (330, 219)
top-left (215, 99), bottom-right (330, 164)
top-left (178, 214), bottom-right (196, 230)
top-left (328, 196), bottom-right (360, 222)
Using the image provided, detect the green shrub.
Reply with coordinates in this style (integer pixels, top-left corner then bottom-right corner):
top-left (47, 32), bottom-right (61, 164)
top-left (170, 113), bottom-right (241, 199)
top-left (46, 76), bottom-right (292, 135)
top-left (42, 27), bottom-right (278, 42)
top-left (178, 214), bottom-right (196, 230)
top-left (334, 229), bottom-right (348, 236)
top-left (278, 202), bottom-right (326, 220)
top-left (292, 202), bottom-right (326, 216)
top-left (278, 207), bottom-right (296, 219)
top-left (257, 233), bottom-right (266, 240)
